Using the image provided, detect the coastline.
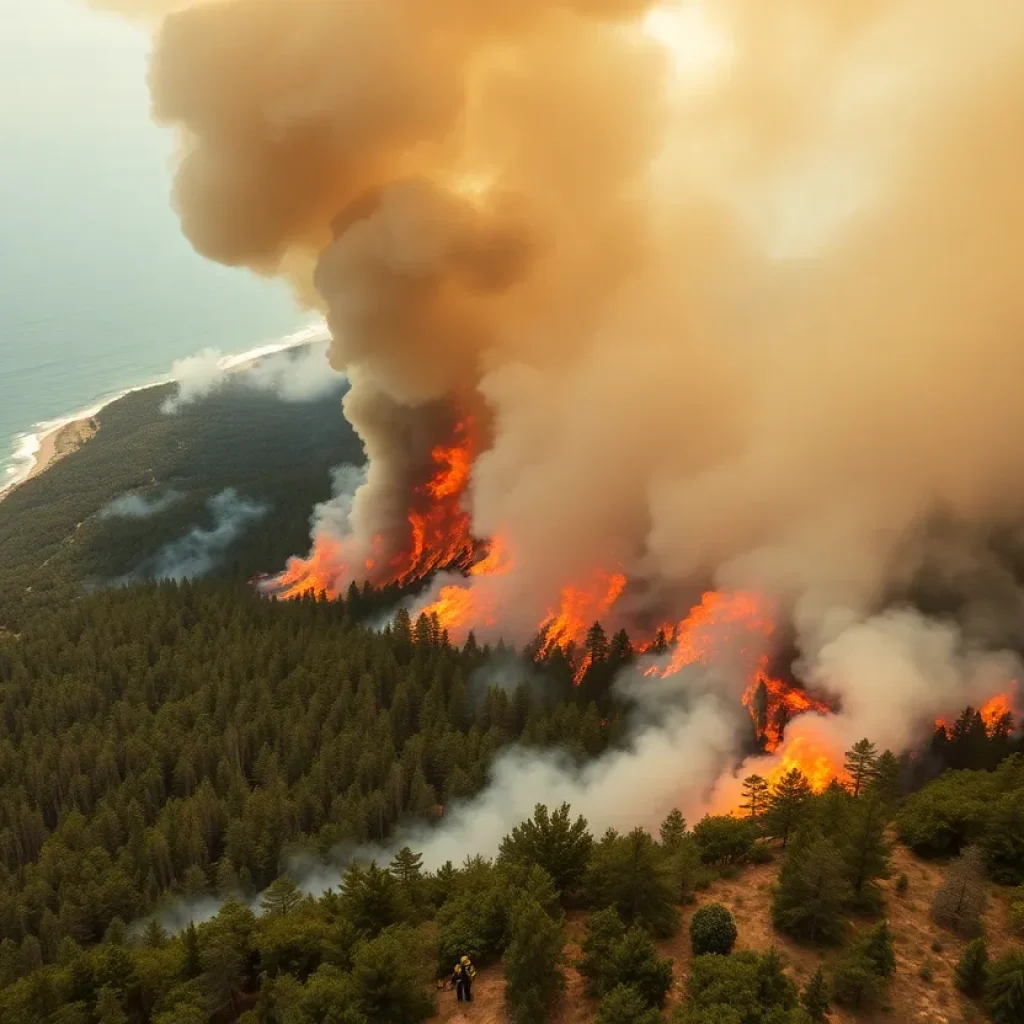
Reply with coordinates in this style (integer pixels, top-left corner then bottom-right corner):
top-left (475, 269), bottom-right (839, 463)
top-left (0, 320), bottom-right (329, 504)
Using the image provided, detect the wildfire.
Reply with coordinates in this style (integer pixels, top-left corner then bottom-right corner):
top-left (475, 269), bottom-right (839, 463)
top-left (538, 572), bottom-right (627, 659)
top-left (761, 732), bottom-right (846, 794)
top-left (742, 665), bottom-right (835, 753)
top-left (645, 591), bottom-right (835, 753)
top-left (417, 536), bottom-right (515, 634)
top-left (270, 416), bottom-right (480, 600)
top-left (934, 688), bottom-right (1017, 737)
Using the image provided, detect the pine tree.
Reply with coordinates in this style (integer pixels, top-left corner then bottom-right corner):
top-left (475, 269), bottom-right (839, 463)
top-left (932, 845), bottom-right (987, 936)
top-left (659, 809), bottom-right (688, 850)
top-left (766, 769), bottom-right (813, 847)
top-left (390, 847), bottom-right (427, 919)
top-left (772, 835), bottom-right (850, 944)
top-left (955, 937), bottom-right (988, 996)
top-left (499, 803), bottom-right (593, 898)
top-left (801, 967), bottom-right (830, 1021)
top-left (861, 921), bottom-right (896, 978)
top-left (583, 828), bottom-right (679, 938)
top-left (503, 897), bottom-right (566, 1024)
top-left (260, 876), bottom-right (304, 916)
top-left (182, 923), bottom-right (201, 980)
top-left (95, 986), bottom-right (128, 1024)
top-left (844, 739), bottom-right (879, 798)
top-left (842, 795), bottom-right (891, 904)
top-left (870, 750), bottom-right (902, 806)
top-left (577, 907), bottom-right (627, 997)
top-left (341, 862), bottom-right (404, 938)
top-left (984, 951), bottom-right (1024, 1024)
top-left (144, 919), bottom-right (168, 949)
top-left (740, 774), bottom-right (770, 822)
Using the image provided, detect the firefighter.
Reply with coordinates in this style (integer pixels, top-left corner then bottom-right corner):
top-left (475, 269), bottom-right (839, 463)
top-left (459, 955), bottom-right (476, 1002)
top-left (450, 961), bottom-right (464, 1001)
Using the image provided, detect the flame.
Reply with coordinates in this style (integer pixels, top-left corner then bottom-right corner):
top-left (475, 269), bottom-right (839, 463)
top-left (645, 591), bottom-right (774, 679)
top-left (270, 416), bottom-right (479, 599)
top-left (743, 662), bottom-right (835, 753)
top-left (538, 571), bottom-right (627, 659)
top-left (417, 536), bottom-right (515, 635)
top-left (761, 732), bottom-right (846, 794)
top-left (646, 591), bottom-right (835, 753)
top-left (935, 688), bottom-right (1017, 737)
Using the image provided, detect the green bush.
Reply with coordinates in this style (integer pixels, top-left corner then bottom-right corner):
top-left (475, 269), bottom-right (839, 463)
top-left (597, 984), bottom-right (664, 1024)
top-left (985, 951), bottom-right (1024, 1024)
top-left (689, 904), bottom-right (737, 956)
top-left (679, 951), bottom-right (799, 1023)
top-left (692, 816), bottom-right (757, 865)
top-left (955, 938), bottom-right (988, 997)
top-left (830, 952), bottom-right (885, 1010)
top-left (895, 873), bottom-right (909, 895)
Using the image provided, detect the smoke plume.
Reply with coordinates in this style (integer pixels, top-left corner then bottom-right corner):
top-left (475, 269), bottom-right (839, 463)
top-left (94, 0), bottom-right (1024, 830)
top-left (100, 489), bottom-right (183, 520)
top-left (162, 341), bottom-right (343, 412)
top-left (138, 488), bottom-right (267, 581)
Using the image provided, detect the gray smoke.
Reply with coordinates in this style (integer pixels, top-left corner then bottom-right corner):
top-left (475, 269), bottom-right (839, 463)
top-left (100, 489), bottom-right (183, 520)
top-left (144, 489), bottom-right (268, 580)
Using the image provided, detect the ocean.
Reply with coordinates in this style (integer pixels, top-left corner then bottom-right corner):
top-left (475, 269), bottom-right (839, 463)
top-left (1, 0), bottom-right (312, 492)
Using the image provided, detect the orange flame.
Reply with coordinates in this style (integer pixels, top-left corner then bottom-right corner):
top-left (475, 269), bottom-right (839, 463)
top-left (538, 572), bottom-right (627, 660)
top-left (935, 688), bottom-right (1017, 737)
top-left (646, 591), bottom-right (835, 753)
top-left (272, 417), bottom-right (479, 599)
top-left (761, 732), bottom-right (846, 794)
top-left (417, 536), bottom-right (515, 635)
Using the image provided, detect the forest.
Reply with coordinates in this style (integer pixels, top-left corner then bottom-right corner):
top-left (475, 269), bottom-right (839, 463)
top-left (0, 575), bottom-right (1022, 1022)
top-left (1, 379), bottom-right (1023, 1022)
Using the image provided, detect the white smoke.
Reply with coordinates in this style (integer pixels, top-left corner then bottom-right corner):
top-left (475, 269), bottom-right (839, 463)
top-left (161, 343), bottom-right (344, 413)
top-left (100, 489), bottom-right (183, 520)
top-left (144, 488), bottom-right (268, 581)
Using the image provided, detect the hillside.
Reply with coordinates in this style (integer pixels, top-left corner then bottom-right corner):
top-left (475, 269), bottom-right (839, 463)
top-left (432, 842), bottom-right (1021, 1024)
top-left (0, 367), bottom-right (358, 627)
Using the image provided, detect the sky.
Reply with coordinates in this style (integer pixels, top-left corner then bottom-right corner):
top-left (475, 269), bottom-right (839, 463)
top-left (0, 0), bottom-right (305, 479)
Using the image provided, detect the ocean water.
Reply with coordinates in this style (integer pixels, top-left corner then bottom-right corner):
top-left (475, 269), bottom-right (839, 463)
top-left (0, 0), bottom-right (310, 489)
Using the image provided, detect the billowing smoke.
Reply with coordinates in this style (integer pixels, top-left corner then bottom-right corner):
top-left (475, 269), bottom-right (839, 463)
top-left (94, 0), bottom-right (1024, 836)
top-left (162, 341), bottom-right (343, 413)
top-left (132, 488), bottom-right (268, 581)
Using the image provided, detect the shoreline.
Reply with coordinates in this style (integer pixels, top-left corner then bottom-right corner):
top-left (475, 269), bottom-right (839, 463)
top-left (0, 320), bottom-right (329, 504)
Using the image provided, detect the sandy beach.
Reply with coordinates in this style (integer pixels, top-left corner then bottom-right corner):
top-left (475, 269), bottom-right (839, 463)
top-left (29, 418), bottom-right (99, 482)
top-left (0, 322), bottom-right (331, 505)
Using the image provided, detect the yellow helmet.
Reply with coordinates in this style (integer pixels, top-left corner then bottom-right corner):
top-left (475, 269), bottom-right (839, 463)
top-left (460, 956), bottom-right (471, 965)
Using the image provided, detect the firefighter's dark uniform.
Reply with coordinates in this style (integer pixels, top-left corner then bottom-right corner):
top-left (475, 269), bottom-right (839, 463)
top-left (452, 956), bottom-right (476, 1001)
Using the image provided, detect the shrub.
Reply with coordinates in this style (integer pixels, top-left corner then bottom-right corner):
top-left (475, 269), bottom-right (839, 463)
top-left (831, 952), bottom-right (885, 1010)
top-left (985, 951), bottom-right (1024, 1024)
top-left (692, 816), bottom-right (757, 865)
top-left (918, 959), bottom-right (934, 982)
top-left (1011, 899), bottom-right (1024, 936)
top-left (895, 873), bottom-right (909, 895)
top-left (800, 967), bottom-right (830, 1022)
top-left (597, 984), bottom-right (664, 1024)
top-left (689, 904), bottom-right (737, 956)
top-left (955, 937), bottom-right (988, 997)
top-left (682, 951), bottom-right (799, 1022)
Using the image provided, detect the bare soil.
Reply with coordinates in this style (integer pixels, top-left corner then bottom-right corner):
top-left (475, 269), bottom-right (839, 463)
top-left (428, 843), bottom-right (1021, 1024)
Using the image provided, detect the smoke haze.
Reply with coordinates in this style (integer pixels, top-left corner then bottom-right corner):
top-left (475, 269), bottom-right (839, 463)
top-left (141, 488), bottom-right (267, 580)
top-left (100, 489), bottom-right (183, 519)
top-left (162, 341), bottom-right (343, 412)
top-left (93, 0), bottom-right (1024, 839)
